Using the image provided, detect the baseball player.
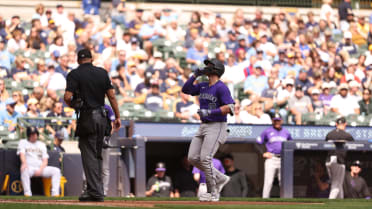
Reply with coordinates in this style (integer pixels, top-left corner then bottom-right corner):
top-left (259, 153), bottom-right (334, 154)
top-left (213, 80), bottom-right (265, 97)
top-left (257, 113), bottom-right (293, 198)
top-left (17, 126), bottom-right (61, 196)
top-left (192, 158), bottom-right (225, 198)
top-left (325, 116), bottom-right (354, 199)
top-left (182, 58), bottom-right (234, 202)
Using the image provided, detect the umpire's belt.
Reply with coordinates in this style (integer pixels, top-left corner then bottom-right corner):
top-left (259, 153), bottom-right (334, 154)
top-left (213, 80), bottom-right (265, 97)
top-left (80, 106), bottom-right (104, 113)
top-left (201, 120), bottom-right (225, 123)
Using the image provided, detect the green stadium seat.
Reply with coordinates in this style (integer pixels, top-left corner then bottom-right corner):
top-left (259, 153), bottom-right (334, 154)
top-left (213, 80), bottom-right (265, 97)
top-left (3, 140), bottom-right (19, 150)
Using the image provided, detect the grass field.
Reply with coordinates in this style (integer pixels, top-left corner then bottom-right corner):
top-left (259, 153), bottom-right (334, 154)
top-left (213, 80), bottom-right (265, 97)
top-left (0, 196), bottom-right (371, 209)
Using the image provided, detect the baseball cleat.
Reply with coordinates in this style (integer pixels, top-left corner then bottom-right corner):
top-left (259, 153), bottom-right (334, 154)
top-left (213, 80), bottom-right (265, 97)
top-left (199, 192), bottom-right (219, 202)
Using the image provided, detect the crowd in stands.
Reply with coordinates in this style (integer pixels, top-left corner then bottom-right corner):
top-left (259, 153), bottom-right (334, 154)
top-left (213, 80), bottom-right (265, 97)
top-left (1, 0), bottom-right (372, 140)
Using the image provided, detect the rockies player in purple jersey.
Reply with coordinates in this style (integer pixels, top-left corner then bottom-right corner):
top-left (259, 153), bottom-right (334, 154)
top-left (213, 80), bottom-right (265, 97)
top-left (182, 58), bottom-right (234, 202)
top-left (192, 158), bottom-right (225, 198)
top-left (257, 113), bottom-right (293, 198)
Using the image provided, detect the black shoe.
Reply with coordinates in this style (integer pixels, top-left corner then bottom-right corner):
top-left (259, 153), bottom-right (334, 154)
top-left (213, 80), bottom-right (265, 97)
top-left (79, 194), bottom-right (104, 202)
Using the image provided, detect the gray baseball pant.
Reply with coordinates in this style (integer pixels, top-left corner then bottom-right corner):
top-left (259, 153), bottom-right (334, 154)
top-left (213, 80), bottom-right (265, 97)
top-left (262, 156), bottom-right (281, 198)
top-left (326, 156), bottom-right (345, 199)
top-left (188, 122), bottom-right (228, 194)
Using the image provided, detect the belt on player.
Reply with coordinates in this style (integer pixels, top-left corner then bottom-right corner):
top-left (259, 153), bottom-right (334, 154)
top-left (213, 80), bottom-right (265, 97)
top-left (272, 154), bottom-right (281, 158)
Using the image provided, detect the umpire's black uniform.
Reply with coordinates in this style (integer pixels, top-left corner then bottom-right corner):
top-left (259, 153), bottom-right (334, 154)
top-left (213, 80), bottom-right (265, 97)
top-left (65, 49), bottom-right (113, 201)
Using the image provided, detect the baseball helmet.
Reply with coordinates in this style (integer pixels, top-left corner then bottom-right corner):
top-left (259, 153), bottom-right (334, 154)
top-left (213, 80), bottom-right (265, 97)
top-left (26, 126), bottom-right (39, 137)
top-left (204, 58), bottom-right (225, 77)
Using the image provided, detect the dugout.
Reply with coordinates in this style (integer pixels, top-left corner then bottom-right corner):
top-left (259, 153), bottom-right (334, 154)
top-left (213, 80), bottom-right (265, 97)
top-left (133, 122), bottom-right (372, 198)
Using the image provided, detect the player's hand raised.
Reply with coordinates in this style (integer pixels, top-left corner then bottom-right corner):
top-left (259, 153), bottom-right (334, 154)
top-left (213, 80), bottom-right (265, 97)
top-left (194, 68), bottom-right (205, 77)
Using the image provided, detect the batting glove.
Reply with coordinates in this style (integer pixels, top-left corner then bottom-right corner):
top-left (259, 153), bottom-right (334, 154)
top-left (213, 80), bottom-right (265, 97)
top-left (194, 68), bottom-right (205, 77)
top-left (197, 109), bottom-right (211, 118)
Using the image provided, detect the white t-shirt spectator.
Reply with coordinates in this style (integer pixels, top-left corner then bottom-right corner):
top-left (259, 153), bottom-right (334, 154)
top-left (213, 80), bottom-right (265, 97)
top-left (7, 38), bottom-right (26, 52)
top-left (40, 71), bottom-right (66, 90)
top-left (17, 139), bottom-right (49, 169)
top-left (330, 94), bottom-right (360, 116)
top-left (245, 113), bottom-right (272, 124)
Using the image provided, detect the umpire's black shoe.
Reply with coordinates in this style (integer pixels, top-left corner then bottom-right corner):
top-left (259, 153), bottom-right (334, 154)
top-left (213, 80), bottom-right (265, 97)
top-left (78, 194), bottom-right (104, 202)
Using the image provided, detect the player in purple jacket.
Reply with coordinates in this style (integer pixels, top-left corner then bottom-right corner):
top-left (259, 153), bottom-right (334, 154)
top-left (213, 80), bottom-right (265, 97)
top-left (192, 158), bottom-right (225, 198)
top-left (257, 113), bottom-right (292, 198)
top-left (182, 58), bottom-right (234, 202)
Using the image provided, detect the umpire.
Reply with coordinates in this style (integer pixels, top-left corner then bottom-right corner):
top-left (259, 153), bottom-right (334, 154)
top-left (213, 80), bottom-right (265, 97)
top-left (325, 116), bottom-right (354, 199)
top-left (64, 49), bottom-right (121, 202)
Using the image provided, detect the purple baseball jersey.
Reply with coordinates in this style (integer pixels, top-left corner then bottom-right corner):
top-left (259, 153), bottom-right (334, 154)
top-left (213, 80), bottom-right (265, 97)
top-left (182, 76), bottom-right (234, 122)
top-left (104, 104), bottom-right (115, 121)
top-left (257, 127), bottom-right (293, 154)
top-left (192, 158), bottom-right (225, 183)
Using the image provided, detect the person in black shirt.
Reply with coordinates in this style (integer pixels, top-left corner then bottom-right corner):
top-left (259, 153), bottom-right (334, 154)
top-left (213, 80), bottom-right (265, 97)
top-left (146, 162), bottom-right (174, 197)
top-left (220, 154), bottom-right (248, 197)
top-left (339, 0), bottom-right (353, 31)
top-left (343, 160), bottom-right (371, 199)
top-left (325, 116), bottom-right (354, 199)
top-left (174, 156), bottom-right (198, 197)
top-left (64, 49), bottom-right (121, 202)
top-left (52, 130), bottom-right (65, 152)
top-left (359, 88), bottom-right (372, 115)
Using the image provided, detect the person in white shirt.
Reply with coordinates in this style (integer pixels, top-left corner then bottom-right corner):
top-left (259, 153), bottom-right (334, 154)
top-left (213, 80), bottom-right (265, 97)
top-left (40, 64), bottom-right (66, 91)
top-left (53, 4), bottom-right (68, 27)
top-left (330, 83), bottom-right (360, 116)
top-left (17, 126), bottom-right (61, 196)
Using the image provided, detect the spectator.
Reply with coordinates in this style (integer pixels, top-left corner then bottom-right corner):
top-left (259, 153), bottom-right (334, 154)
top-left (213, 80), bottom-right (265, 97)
top-left (244, 102), bottom-right (271, 124)
top-left (40, 64), bottom-right (66, 91)
top-left (244, 63), bottom-right (268, 98)
top-left (359, 88), bottom-right (372, 115)
top-left (12, 91), bottom-right (26, 115)
top-left (306, 11), bottom-right (318, 30)
top-left (10, 56), bottom-right (31, 82)
top-left (348, 80), bottom-right (362, 101)
top-left (337, 31), bottom-right (358, 56)
top-left (110, 50), bottom-right (126, 73)
top-left (32, 3), bottom-right (48, 28)
top-left (144, 80), bottom-right (166, 112)
top-left (53, 4), bottom-right (68, 27)
top-left (26, 27), bottom-right (46, 51)
top-left (321, 0), bottom-right (336, 29)
top-left (186, 38), bottom-right (207, 68)
top-left (311, 88), bottom-right (325, 115)
top-left (55, 54), bottom-right (71, 78)
top-left (260, 77), bottom-right (277, 112)
top-left (111, 64), bottom-right (131, 95)
top-left (295, 69), bottom-right (313, 95)
top-left (175, 92), bottom-right (199, 123)
top-left (146, 162), bottom-right (174, 197)
top-left (343, 160), bottom-right (371, 199)
top-left (111, 0), bottom-right (127, 30)
top-left (275, 78), bottom-right (295, 122)
top-left (0, 36), bottom-right (14, 73)
top-left (220, 154), bottom-right (248, 197)
top-left (17, 127), bottom-right (61, 197)
top-left (7, 29), bottom-right (26, 53)
top-left (239, 98), bottom-right (252, 124)
top-left (49, 36), bottom-right (67, 56)
top-left (288, 85), bottom-right (313, 125)
top-left (128, 8), bottom-right (144, 36)
top-left (161, 68), bottom-right (183, 98)
top-left (227, 99), bottom-right (242, 124)
top-left (319, 82), bottom-right (334, 113)
top-left (0, 79), bottom-right (9, 109)
top-left (139, 14), bottom-right (165, 42)
top-left (45, 101), bottom-right (66, 136)
top-left (24, 98), bottom-right (45, 131)
top-left (279, 52), bottom-right (301, 79)
top-left (330, 83), bottom-right (360, 116)
top-left (0, 99), bottom-right (21, 132)
top-left (174, 156), bottom-right (198, 197)
top-left (338, 0), bottom-right (353, 31)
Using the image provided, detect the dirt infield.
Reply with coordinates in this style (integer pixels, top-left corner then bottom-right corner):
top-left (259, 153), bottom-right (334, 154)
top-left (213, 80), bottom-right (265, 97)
top-left (0, 199), bottom-right (324, 208)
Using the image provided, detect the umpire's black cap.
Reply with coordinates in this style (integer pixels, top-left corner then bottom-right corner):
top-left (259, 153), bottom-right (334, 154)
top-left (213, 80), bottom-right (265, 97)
top-left (155, 162), bottom-right (166, 172)
top-left (77, 49), bottom-right (92, 60)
